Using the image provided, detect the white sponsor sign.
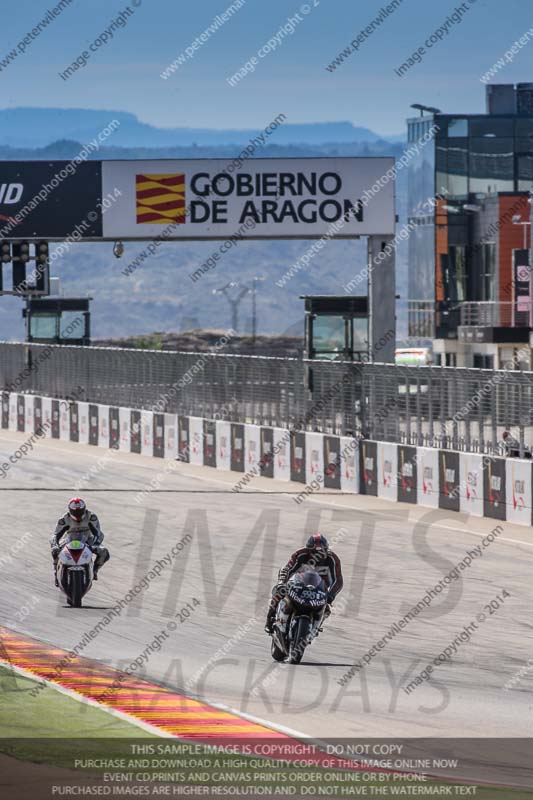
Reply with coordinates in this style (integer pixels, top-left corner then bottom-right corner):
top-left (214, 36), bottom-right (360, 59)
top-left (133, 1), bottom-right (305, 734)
top-left (273, 427), bottom-right (291, 481)
top-left (102, 157), bottom-right (395, 240)
top-left (141, 410), bottom-right (153, 456)
top-left (98, 406), bottom-right (109, 448)
top-left (78, 402), bottom-right (89, 445)
top-left (216, 421), bottom-right (231, 471)
top-left (417, 447), bottom-right (439, 508)
top-left (165, 413), bottom-right (178, 459)
top-left (506, 458), bottom-right (532, 526)
top-left (306, 433), bottom-right (324, 485)
top-left (245, 424), bottom-right (262, 474)
top-left (189, 417), bottom-right (204, 465)
top-left (459, 452), bottom-right (483, 517)
top-left (59, 401), bottom-right (70, 441)
top-left (119, 407), bottom-right (130, 451)
top-left (41, 397), bottom-right (52, 438)
top-left (378, 442), bottom-right (397, 500)
top-left (340, 436), bottom-right (359, 493)
top-left (8, 394), bottom-right (16, 430)
top-left (24, 395), bottom-right (33, 432)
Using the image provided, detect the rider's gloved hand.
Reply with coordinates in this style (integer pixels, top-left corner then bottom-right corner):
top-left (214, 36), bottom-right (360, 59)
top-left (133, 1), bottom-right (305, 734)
top-left (278, 567), bottom-right (289, 582)
top-left (51, 546), bottom-right (60, 558)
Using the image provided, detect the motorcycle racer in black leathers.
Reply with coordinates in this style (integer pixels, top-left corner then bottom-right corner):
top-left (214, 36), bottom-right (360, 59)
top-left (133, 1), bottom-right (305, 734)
top-left (265, 534), bottom-right (343, 634)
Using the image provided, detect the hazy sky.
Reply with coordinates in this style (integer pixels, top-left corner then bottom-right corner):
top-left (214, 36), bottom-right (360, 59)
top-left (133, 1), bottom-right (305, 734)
top-left (1, 0), bottom-right (531, 136)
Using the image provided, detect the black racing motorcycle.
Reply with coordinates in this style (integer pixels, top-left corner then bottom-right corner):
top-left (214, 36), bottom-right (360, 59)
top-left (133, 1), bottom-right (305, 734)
top-left (271, 570), bottom-right (328, 664)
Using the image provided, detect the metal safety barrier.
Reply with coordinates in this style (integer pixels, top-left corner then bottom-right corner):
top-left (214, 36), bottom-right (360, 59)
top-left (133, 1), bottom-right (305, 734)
top-left (1, 341), bottom-right (533, 455)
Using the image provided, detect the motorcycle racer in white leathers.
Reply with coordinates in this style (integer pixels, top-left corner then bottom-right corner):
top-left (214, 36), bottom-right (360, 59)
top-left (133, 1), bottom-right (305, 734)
top-left (50, 497), bottom-right (109, 586)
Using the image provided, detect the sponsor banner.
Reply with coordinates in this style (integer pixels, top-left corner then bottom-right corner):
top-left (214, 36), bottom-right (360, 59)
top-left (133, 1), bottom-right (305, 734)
top-left (41, 396), bottom-right (52, 438)
top-left (8, 394), bottom-right (17, 431)
top-left (340, 437), bottom-right (359, 493)
top-left (77, 402), bottom-right (89, 445)
top-left (505, 458), bottom-right (532, 526)
top-left (459, 452), bottom-right (483, 517)
top-left (141, 411), bottom-right (153, 457)
top-left (109, 408), bottom-right (120, 449)
top-left (306, 433), bottom-right (324, 490)
top-left (178, 416), bottom-right (191, 463)
top-left (397, 445), bottom-right (417, 504)
top-left (51, 399), bottom-right (60, 439)
top-left (230, 423), bottom-right (245, 472)
top-left (260, 427), bottom-right (274, 479)
top-left (359, 441), bottom-right (378, 496)
top-left (33, 396), bottom-right (42, 434)
top-left (153, 413), bottom-right (165, 458)
top-left (216, 421), bottom-right (231, 471)
top-left (164, 413), bottom-right (178, 460)
top-left (24, 394), bottom-right (33, 433)
top-left (378, 442), bottom-right (397, 500)
top-left (101, 157), bottom-right (395, 241)
top-left (70, 402), bottom-right (79, 443)
top-left (483, 457), bottom-right (506, 520)
top-left (439, 450), bottom-right (460, 512)
top-left (59, 400), bottom-right (69, 440)
top-left (245, 424), bottom-right (262, 477)
top-left (290, 431), bottom-right (307, 484)
top-left (130, 410), bottom-right (141, 454)
top-left (189, 417), bottom-right (203, 465)
top-left (118, 407), bottom-right (130, 451)
top-left (16, 395), bottom-right (25, 432)
top-left (88, 404), bottom-right (99, 446)
top-left (97, 407), bottom-right (109, 449)
top-left (323, 435), bottom-right (341, 490)
top-left (417, 447), bottom-right (439, 508)
top-left (118, 408), bottom-right (131, 453)
top-left (273, 427), bottom-right (290, 481)
top-left (203, 420), bottom-right (216, 467)
top-left (2, 392), bottom-right (9, 428)
top-left (0, 161), bottom-right (102, 239)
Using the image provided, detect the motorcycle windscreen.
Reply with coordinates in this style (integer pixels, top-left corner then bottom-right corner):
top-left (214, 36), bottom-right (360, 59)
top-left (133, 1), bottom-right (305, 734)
top-left (293, 570), bottom-right (325, 590)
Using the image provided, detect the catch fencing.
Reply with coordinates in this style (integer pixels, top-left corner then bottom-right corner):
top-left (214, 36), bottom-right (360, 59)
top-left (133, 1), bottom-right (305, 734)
top-left (0, 341), bottom-right (532, 456)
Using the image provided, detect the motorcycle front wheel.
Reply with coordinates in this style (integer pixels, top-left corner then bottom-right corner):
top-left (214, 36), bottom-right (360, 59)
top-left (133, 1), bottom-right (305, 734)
top-left (288, 616), bottom-right (312, 664)
top-left (271, 638), bottom-right (285, 662)
top-left (69, 571), bottom-right (84, 608)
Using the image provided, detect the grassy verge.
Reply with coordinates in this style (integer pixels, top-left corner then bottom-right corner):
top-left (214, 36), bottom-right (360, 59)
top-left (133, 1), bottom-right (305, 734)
top-left (0, 664), bottom-right (157, 764)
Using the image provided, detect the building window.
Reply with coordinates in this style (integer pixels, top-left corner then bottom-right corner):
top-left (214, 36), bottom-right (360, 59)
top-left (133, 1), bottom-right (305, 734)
top-left (441, 246), bottom-right (467, 303)
top-left (436, 139), bottom-right (468, 197)
top-left (445, 353), bottom-right (457, 367)
top-left (480, 243), bottom-right (496, 301)
top-left (469, 118), bottom-right (513, 138)
top-left (447, 118), bottom-right (468, 137)
top-left (515, 118), bottom-right (533, 152)
top-left (518, 155), bottom-right (533, 191)
top-left (469, 137), bottom-right (514, 194)
top-left (473, 354), bottom-right (494, 369)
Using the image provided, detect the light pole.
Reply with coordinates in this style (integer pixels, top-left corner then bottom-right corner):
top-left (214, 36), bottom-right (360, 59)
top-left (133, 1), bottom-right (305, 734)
top-left (234, 276), bottom-right (265, 344)
top-left (212, 282), bottom-right (249, 333)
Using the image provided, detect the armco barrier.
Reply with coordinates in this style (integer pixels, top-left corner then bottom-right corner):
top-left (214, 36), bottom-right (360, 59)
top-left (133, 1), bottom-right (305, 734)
top-left (2, 393), bottom-right (533, 527)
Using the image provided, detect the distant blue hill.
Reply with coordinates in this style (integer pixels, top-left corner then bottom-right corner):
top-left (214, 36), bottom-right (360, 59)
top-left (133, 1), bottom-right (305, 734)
top-left (0, 107), bottom-right (403, 148)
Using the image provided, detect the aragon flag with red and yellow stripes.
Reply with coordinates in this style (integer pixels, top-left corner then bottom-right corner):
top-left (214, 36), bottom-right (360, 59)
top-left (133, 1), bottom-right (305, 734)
top-left (136, 173), bottom-right (186, 224)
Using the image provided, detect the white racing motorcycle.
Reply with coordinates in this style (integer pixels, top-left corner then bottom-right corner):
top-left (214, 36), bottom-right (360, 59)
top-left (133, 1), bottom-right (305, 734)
top-left (56, 534), bottom-right (94, 607)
